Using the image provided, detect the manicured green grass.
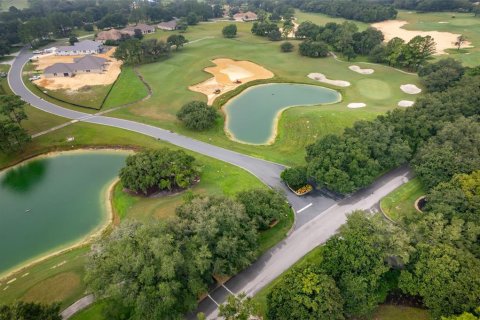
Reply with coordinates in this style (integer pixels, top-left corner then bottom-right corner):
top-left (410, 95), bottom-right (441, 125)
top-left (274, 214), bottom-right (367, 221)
top-left (106, 21), bottom-right (419, 166)
top-left (70, 301), bottom-right (108, 320)
top-left (0, 246), bottom-right (89, 309)
top-left (380, 178), bottom-right (426, 221)
top-left (0, 0), bottom-right (28, 10)
top-left (373, 304), bottom-right (430, 320)
top-left (396, 10), bottom-right (480, 67)
top-left (102, 66), bottom-right (149, 109)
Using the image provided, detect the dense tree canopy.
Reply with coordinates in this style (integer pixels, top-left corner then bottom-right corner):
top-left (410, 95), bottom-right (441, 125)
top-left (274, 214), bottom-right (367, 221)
top-left (237, 189), bottom-right (290, 230)
top-left (0, 302), bottom-right (61, 320)
top-left (119, 148), bottom-right (199, 195)
top-left (267, 266), bottom-right (344, 320)
top-left (176, 101), bottom-right (218, 131)
top-left (419, 58), bottom-right (465, 92)
top-left (114, 38), bottom-right (171, 65)
top-left (299, 40), bottom-right (329, 57)
top-left (0, 95), bottom-right (30, 153)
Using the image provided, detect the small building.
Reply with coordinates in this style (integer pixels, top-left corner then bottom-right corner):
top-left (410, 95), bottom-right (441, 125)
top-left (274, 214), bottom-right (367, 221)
top-left (44, 56), bottom-right (108, 77)
top-left (56, 40), bottom-right (104, 56)
top-left (158, 19), bottom-right (178, 31)
top-left (233, 11), bottom-right (258, 21)
top-left (123, 23), bottom-right (156, 35)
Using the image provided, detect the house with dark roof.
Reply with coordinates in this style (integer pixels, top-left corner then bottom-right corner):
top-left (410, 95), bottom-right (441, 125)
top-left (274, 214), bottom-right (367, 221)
top-left (158, 19), bottom-right (178, 31)
top-left (56, 40), bottom-right (104, 56)
top-left (44, 56), bottom-right (108, 77)
top-left (123, 23), bottom-right (156, 34)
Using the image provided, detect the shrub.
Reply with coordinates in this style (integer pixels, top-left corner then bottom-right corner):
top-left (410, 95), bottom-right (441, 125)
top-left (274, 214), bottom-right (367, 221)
top-left (177, 101), bottom-right (218, 130)
top-left (280, 41), bottom-right (294, 52)
top-left (281, 166), bottom-right (308, 190)
top-left (268, 29), bottom-right (282, 41)
top-left (119, 148), bottom-right (199, 195)
top-left (222, 24), bottom-right (237, 38)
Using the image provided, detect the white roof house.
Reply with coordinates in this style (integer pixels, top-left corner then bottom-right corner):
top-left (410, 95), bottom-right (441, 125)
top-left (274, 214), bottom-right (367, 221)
top-left (56, 40), bottom-right (104, 56)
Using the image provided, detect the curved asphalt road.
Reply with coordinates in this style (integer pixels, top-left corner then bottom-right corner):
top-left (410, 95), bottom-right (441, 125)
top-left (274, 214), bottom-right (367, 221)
top-left (9, 49), bottom-right (412, 319)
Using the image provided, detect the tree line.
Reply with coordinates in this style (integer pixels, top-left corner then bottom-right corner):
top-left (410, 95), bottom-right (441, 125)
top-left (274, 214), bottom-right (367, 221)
top-left (0, 0), bottom-right (222, 53)
top-left (283, 60), bottom-right (480, 195)
top-left (394, 0), bottom-right (476, 12)
top-left (86, 148), bottom-right (292, 319)
top-left (285, 0), bottom-right (397, 22)
top-left (0, 95), bottom-right (30, 154)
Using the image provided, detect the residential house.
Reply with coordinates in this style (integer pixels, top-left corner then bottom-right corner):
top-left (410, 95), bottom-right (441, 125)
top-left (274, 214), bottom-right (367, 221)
top-left (233, 11), bottom-right (258, 21)
top-left (44, 56), bottom-right (108, 77)
top-left (158, 19), bottom-right (178, 31)
top-left (123, 23), bottom-right (156, 35)
top-left (55, 40), bottom-right (104, 56)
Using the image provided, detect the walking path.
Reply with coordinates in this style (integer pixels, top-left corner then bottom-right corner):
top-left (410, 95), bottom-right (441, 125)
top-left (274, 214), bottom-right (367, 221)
top-left (9, 49), bottom-right (410, 319)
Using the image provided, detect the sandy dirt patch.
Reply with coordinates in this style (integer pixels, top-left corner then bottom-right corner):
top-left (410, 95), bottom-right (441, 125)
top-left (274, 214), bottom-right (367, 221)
top-left (349, 65), bottom-right (374, 74)
top-left (308, 73), bottom-right (351, 87)
top-left (400, 84), bottom-right (422, 94)
top-left (371, 20), bottom-right (472, 54)
top-left (348, 102), bottom-right (366, 108)
top-left (32, 48), bottom-right (121, 91)
top-left (398, 100), bottom-right (415, 107)
top-left (279, 20), bottom-right (299, 38)
top-left (189, 58), bottom-right (274, 105)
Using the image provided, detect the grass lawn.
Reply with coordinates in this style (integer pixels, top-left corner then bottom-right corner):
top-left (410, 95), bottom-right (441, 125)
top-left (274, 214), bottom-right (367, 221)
top-left (373, 304), bottom-right (430, 320)
top-left (0, 0), bottom-right (28, 10)
top-left (396, 10), bottom-right (480, 67)
top-left (70, 301), bottom-right (108, 320)
top-left (104, 20), bottom-right (419, 166)
top-left (39, 84), bottom-right (113, 110)
top-left (102, 66), bottom-right (149, 109)
top-left (380, 178), bottom-right (426, 221)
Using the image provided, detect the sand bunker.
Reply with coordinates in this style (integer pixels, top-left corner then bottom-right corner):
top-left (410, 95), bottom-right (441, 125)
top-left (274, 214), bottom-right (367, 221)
top-left (400, 84), bottom-right (422, 94)
top-left (347, 103), bottom-right (366, 108)
top-left (349, 65), bottom-right (374, 74)
top-left (189, 58), bottom-right (274, 105)
top-left (308, 73), bottom-right (351, 87)
top-left (398, 100), bottom-right (415, 107)
top-left (32, 48), bottom-right (121, 91)
top-left (279, 20), bottom-right (299, 38)
top-left (371, 20), bottom-right (472, 54)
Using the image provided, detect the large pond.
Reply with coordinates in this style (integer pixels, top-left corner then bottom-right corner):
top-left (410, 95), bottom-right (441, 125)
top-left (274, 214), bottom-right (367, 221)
top-left (224, 83), bottom-right (341, 144)
top-left (0, 151), bottom-right (127, 276)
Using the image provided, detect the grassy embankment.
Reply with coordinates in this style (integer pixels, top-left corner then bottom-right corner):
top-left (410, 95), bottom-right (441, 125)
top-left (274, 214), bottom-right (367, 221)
top-left (380, 178), bottom-right (426, 221)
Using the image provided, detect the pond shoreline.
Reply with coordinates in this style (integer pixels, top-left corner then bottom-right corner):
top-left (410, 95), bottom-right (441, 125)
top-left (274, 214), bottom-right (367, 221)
top-left (222, 83), bottom-right (342, 145)
top-left (0, 148), bottom-right (131, 281)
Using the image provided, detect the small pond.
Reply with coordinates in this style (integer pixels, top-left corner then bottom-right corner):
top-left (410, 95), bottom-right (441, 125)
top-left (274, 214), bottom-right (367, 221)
top-left (0, 151), bottom-right (127, 276)
top-left (224, 83), bottom-right (341, 144)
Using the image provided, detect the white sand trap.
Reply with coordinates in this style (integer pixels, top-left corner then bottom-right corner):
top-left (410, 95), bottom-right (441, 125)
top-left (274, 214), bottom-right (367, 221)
top-left (348, 103), bottom-right (366, 108)
top-left (21, 272), bottom-right (29, 278)
top-left (398, 100), bottom-right (415, 107)
top-left (438, 21), bottom-right (449, 24)
top-left (371, 20), bottom-right (472, 54)
top-left (3, 286), bottom-right (8, 291)
top-left (308, 73), bottom-right (351, 87)
top-left (400, 84), bottom-right (422, 94)
top-left (6, 278), bottom-right (16, 284)
top-left (349, 65), bottom-right (374, 74)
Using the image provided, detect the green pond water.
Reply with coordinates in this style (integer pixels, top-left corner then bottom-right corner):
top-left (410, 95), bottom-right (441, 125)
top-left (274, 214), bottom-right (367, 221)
top-left (0, 151), bottom-right (127, 275)
top-left (224, 83), bottom-right (341, 144)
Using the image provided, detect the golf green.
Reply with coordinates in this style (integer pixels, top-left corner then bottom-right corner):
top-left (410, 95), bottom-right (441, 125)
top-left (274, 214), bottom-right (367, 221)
top-left (0, 151), bottom-right (127, 276)
top-left (224, 83), bottom-right (341, 144)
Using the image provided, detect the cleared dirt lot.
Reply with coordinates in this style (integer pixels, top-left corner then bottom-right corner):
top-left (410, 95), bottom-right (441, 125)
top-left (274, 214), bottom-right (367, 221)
top-left (189, 58), bottom-right (274, 105)
top-left (32, 48), bottom-right (121, 91)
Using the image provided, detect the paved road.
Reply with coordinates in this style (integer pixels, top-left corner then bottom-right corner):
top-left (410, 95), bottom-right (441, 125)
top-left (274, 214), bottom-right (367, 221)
top-left (9, 50), bottom-right (411, 319)
top-left (9, 49), bottom-right (336, 228)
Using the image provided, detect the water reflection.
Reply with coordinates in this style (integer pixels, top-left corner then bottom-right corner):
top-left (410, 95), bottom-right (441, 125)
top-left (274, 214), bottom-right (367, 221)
top-left (1, 160), bottom-right (49, 193)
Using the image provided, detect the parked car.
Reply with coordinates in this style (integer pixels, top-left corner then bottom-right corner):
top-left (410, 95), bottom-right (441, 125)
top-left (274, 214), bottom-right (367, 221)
top-left (32, 50), bottom-right (43, 54)
top-left (29, 75), bottom-right (41, 81)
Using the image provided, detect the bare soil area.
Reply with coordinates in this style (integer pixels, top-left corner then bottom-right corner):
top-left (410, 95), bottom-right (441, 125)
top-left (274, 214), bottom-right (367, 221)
top-left (32, 48), bottom-right (121, 91)
top-left (371, 20), bottom-right (472, 54)
top-left (189, 58), bottom-right (274, 105)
